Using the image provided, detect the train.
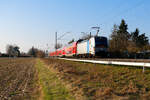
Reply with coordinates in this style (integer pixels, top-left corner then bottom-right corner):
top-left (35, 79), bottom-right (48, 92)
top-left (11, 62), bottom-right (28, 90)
top-left (49, 36), bottom-right (108, 57)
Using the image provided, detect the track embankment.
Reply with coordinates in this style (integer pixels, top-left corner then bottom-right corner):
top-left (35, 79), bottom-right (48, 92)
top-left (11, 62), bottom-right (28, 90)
top-left (42, 58), bottom-right (150, 100)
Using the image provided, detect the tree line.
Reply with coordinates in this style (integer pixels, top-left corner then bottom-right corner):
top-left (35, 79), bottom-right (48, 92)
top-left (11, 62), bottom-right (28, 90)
top-left (1, 45), bottom-right (46, 58)
top-left (109, 19), bottom-right (150, 58)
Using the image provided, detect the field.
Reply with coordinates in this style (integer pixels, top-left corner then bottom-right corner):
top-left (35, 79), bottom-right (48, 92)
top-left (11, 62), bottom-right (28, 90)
top-left (0, 58), bottom-right (150, 100)
top-left (0, 58), bottom-right (74, 100)
top-left (0, 58), bottom-right (36, 100)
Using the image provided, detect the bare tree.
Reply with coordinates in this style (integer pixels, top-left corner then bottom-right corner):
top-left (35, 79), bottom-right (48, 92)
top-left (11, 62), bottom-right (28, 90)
top-left (28, 46), bottom-right (46, 57)
top-left (6, 45), bottom-right (20, 57)
top-left (37, 50), bottom-right (46, 58)
top-left (27, 46), bottom-right (38, 57)
top-left (109, 20), bottom-right (130, 53)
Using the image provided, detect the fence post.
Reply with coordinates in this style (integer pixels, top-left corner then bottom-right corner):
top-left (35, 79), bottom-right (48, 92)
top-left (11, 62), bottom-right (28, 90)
top-left (143, 63), bottom-right (146, 73)
top-left (143, 66), bottom-right (145, 73)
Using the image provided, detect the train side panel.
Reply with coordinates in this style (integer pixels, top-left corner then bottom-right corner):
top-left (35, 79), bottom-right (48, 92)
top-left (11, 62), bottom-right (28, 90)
top-left (77, 37), bottom-right (95, 56)
top-left (89, 37), bottom-right (95, 55)
top-left (64, 42), bottom-right (77, 57)
top-left (77, 40), bottom-right (88, 55)
top-left (77, 36), bottom-right (108, 57)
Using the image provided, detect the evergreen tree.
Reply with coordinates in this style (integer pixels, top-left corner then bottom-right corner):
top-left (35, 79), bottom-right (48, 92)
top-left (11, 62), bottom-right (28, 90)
top-left (131, 28), bottom-right (139, 44)
top-left (117, 19), bottom-right (130, 52)
top-left (131, 28), bottom-right (149, 51)
top-left (109, 19), bottom-right (130, 53)
top-left (137, 33), bottom-right (149, 48)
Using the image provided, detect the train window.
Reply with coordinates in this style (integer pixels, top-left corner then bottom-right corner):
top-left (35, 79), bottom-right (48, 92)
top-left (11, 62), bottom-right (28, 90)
top-left (95, 37), bottom-right (108, 47)
top-left (95, 37), bottom-right (107, 42)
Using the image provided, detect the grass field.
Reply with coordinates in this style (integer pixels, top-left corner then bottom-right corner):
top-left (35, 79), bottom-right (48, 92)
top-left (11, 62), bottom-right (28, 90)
top-left (0, 58), bottom-right (150, 100)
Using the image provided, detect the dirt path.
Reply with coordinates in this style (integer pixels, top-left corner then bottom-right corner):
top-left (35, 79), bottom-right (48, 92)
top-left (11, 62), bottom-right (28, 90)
top-left (35, 59), bottom-right (75, 100)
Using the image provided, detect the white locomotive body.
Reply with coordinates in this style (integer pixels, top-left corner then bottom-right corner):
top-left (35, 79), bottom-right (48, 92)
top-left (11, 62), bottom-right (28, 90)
top-left (77, 36), bottom-right (108, 57)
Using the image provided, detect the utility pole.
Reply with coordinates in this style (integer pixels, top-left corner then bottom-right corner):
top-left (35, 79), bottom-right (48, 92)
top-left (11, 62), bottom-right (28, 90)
top-left (55, 31), bottom-right (70, 54)
top-left (90, 32), bottom-right (92, 38)
top-left (55, 32), bottom-right (57, 52)
top-left (46, 44), bottom-right (48, 57)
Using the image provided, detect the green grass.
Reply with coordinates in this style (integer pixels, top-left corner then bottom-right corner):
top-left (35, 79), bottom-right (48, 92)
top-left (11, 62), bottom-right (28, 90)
top-left (35, 59), bottom-right (75, 100)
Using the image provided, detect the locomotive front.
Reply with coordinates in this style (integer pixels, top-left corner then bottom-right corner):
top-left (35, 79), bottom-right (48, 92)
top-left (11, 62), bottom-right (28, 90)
top-left (92, 36), bottom-right (108, 57)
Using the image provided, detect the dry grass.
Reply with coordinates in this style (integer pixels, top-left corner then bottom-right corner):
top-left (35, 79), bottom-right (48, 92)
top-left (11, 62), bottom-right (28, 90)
top-left (42, 58), bottom-right (150, 100)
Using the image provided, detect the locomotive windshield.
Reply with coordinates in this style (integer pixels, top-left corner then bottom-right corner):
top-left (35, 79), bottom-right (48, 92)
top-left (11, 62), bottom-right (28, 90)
top-left (95, 37), bottom-right (108, 48)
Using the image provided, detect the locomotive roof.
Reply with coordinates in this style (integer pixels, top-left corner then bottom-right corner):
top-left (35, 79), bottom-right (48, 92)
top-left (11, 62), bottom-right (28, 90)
top-left (77, 36), bottom-right (107, 43)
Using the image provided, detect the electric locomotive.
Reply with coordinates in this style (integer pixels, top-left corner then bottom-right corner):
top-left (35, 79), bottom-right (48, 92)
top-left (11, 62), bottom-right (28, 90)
top-left (49, 35), bottom-right (108, 57)
top-left (76, 36), bottom-right (108, 57)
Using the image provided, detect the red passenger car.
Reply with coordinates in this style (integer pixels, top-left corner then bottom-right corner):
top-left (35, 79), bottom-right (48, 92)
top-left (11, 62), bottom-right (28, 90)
top-left (49, 42), bottom-right (77, 57)
top-left (64, 42), bottom-right (77, 56)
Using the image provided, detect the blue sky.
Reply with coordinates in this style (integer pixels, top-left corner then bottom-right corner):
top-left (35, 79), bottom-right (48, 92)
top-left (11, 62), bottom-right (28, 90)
top-left (0, 0), bottom-right (149, 53)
